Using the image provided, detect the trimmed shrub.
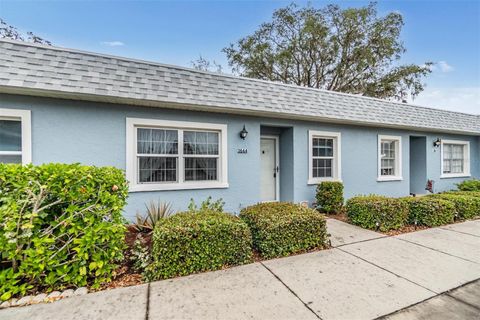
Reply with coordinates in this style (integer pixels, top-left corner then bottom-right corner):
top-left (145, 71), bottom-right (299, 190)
top-left (443, 190), bottom-right (480, 198)
top-left (457, 179), bottom-right (480, 191)
top-left (239, 202), bottom-right (328, 259)
top-left (0, 163), bottom-right (128, 301)
top-left (316, 181), bottom-right (344, 213)
top-left (403, 197), bottom-right (455, 227)
top-left (346, 195), bottom-right (409, 231)
top-left (149, 210), bottom-right (252, 280)
top-left (429, 194), bottom-right (480, 220)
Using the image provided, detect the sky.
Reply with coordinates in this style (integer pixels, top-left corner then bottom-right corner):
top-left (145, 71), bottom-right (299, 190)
top-left (1, 0), bottom-right (479, 114)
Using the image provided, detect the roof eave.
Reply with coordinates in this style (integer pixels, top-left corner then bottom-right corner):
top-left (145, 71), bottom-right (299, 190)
top-left (1, 85), bottom-right (479, 136)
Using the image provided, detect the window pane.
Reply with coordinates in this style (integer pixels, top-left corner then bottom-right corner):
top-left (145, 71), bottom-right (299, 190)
top-left (137, 128), bottom-right (178, 155)
top-left (184, 158), bottom-right (218, 181)
top-left (184, 131), bottom-right (219, 155)
top-left (443, 159), bottom-right (451, 173)
top-left (452, 159), bottom-right (464, 173)
top-left (0, 120), bottom-right (21, 152)
top-left (443, 144), bottom-right (452, 160)
top-left (0, 154), bottom-right (22, 164)
top-left (452, 145), bottom-right (464, 160)
top-left (312, 138), bottom-right (333, 157)
top-left (138, 156), bottom-right (177, 183)
top-left (381, 140), bottom-right (396, 176)
top-left (443, 144), bottom-right (465, 174)
top-left (312, 158), bottom-right (332, 178)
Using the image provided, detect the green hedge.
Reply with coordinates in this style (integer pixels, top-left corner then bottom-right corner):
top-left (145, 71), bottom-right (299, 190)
top-left (149, 210), bottom-right (252, 280)
top-left (429, 194), bottom-right (480, 220)
top-left (346, 195), bottom-right (409, 231)
top-left (443, 190), bottom-right (480, 198)
top-left (403, 197), bottom-right (455, 227)
top-left (239, 202), bottom-right (328, 259)
top-left (316, 181), bottom-right (344, 213)
top-left (0, 163), bottom-right (128, 301)
top-left (457, 179), bottom-right (480, 191)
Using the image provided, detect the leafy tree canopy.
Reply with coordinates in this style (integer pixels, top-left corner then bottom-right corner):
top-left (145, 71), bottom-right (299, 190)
top-left (223, 2), bottom-right (432, 101)
top-left (0, 18), bottom-right (51, 45)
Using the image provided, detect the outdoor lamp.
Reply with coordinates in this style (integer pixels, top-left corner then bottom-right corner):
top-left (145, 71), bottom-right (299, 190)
top-left (433, 138), bottom-right (441, 148)
top-left (239, 125), bottom-right (248, 140)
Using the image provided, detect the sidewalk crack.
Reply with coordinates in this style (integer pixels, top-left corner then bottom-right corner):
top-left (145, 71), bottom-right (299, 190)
top-left (438, 227), bottom-right (480, 238)
top-left (394, 237), bottom-right (480, 265)
top-left (337, 247), bottom-right (438, 294)
top-left (145, 282), bottom-right (151, 320)
top-left (260, 262), bottom-right (322, 320)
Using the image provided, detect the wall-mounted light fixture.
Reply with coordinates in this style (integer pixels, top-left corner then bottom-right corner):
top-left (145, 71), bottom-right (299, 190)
top-left (433, 138), bottom-right (441, 148)
top-left (239, 125), bottom-right (248, 140)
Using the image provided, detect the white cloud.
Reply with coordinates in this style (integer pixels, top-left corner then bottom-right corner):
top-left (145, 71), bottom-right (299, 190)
top-left (410, 87), bottom-right (480, 114)
top-left (101, 41), bottom-right (125, 47)
top-left (437, 61), bottom-right (454, 73)
top-left (424, 61), bottom-right (454, 73)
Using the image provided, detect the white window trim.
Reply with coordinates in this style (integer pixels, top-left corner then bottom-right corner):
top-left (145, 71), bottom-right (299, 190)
top-left (377, 135), bottom-right (403, 182)
top-left (126, 118), bottom-right (228, 192)
top-left (440, 139), bottom-right (470, 179)
top-left (0, 108), bottom-right (31, 164)
top-left (308, 130), bottom-right (342, 184)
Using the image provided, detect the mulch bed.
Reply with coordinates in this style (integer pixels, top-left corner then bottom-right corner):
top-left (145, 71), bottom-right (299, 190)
top-left (382, 225), bottom-right (429, 236)
top-left (326, 211), bottom-right (430, 236)
top-left (95, 225), bottom-right (147, 291)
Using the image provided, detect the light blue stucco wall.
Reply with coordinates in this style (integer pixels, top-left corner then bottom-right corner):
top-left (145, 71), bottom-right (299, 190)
top-left (1, 93), bottom-right (479, 219)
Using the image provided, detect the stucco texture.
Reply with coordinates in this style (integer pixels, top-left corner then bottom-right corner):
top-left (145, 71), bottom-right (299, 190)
top-left (1, 93), bottom-right (478, 219)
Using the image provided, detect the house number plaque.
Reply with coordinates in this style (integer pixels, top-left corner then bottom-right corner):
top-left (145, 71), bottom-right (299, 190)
top-left (237, 148), bottom-right (248, 154)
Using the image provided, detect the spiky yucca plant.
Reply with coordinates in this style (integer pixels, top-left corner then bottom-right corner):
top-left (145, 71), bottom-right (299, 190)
top-left (135, 200), bottom-right (173, 233)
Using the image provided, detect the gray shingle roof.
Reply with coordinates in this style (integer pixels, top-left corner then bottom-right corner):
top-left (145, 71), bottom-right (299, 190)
top-left (0, 39), bottom-right (478, 134)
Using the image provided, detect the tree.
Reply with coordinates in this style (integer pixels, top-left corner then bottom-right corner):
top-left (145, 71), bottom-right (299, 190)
top-left (223, 2), bottom-right (432, 101)
top-left (191, 55), bottom-right (223, 73)
top-left (0, 18), bottom-right (51, 45)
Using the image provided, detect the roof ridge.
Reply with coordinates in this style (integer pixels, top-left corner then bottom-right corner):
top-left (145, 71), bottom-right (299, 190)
top-left (1, 38), bottom-right (477, 118)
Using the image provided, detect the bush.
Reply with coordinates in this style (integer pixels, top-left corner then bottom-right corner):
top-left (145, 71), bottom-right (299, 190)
top-left (149, 210), bottom-right (252, 280)
top-left (429, 194), bottom-right (480, 220)
top-left (239, 202), bottom-right (328, 259)
top-left (346, 195), bottom-right (409, 231)
top-left (443, 190), bottom-right (480, 198)
top-left (457, 179), bottom-right (480, 191)
top-left (188, 196), bottom-right (225, 213)
top-left (403, 197), bottom-right (455, 227)
top-left (0, 163), bottom-right (128, 301)
top-left (316, 181), bottom-right (344, 213)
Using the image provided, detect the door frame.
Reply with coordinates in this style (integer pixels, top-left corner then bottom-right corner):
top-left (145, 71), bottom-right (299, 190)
top-left (260, 135), bottom-right (280, 202)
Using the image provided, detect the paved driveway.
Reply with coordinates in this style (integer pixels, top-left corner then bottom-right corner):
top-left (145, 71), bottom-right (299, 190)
top-left (1, 219), bottom-right (479, 320)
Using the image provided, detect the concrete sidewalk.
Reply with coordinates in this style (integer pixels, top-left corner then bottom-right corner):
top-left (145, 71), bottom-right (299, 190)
top-left (1, 219), bottom-right (479, 320)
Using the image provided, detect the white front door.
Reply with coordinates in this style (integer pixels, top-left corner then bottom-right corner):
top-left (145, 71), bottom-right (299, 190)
top-left (260, 137), bottom-right (278, 201)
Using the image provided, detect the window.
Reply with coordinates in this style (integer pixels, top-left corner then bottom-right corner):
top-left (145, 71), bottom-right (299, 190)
top-left (441, 140), bottom-right (470, 178)
top-left (0, 108), bottom-right (31, 164)
top-left (308, 131), bottom-right (341, 184)
top-left (378, 135), bottom-right (402, 181)
top-left (126, 118), bottom-right (228, 191)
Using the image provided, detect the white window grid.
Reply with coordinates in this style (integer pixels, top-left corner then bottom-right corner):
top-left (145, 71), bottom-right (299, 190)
top-left (135, 127), bottom-right (220, 184)
top-left (312, 137), bottom-right (335, 178)
top-left (126, 118), bottom-right (228, 192)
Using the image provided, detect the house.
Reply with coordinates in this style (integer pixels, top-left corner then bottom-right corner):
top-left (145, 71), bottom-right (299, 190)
top-left (0, 39), bottom-right (478, 218)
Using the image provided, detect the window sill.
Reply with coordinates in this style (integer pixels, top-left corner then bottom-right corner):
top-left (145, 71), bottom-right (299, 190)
top-left (377, 176), bottom-right (403, 182)
top-left (129, 182), bottom-right (229, 192)
top-left (307, 178), bottom-right (342, 185)
top-left (440, 174), bottom-right (471, 179)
